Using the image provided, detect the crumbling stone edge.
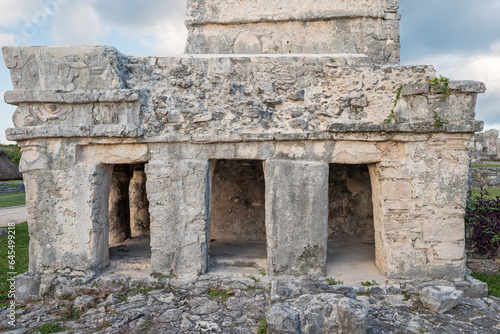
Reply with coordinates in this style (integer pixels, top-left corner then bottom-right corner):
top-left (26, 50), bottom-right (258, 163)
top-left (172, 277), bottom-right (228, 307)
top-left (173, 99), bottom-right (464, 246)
top-left (14, 272), bottom-right (488, 313)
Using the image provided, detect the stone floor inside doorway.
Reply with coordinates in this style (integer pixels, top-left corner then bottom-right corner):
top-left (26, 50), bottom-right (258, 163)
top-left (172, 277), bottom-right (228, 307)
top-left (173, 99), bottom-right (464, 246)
top-left (327, 239), bottom-right (386, 283)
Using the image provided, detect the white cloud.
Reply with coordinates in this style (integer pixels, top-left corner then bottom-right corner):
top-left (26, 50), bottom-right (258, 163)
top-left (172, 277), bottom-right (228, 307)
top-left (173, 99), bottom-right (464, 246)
top-left (406, 42), bottom-right (500, 126)
top-left (51, 1), bottom-right (109, 45)
top-left (0, 33), bottom-right (20, 46)
top-left (143, 21), bottom-right (187, 55)
top-left (0, 0), bottom-right (39, 27)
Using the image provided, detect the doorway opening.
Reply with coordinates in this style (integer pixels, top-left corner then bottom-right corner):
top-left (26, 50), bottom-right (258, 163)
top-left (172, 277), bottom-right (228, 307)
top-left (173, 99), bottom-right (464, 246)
top-left (326, 164), bottom-right (383, 282)
top-left (209, 159), bottom-right (267, 274)
top-left (107, 163), bottom-right (151, 273)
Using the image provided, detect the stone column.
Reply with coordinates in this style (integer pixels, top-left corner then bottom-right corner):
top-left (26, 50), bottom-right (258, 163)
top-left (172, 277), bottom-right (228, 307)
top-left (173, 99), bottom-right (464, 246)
top-left (130, 165), bottom-right (150, 236)
top-left (109, 165), bottom-right (133, 245)
top-left (20, 145), bottom-right (113, 275)
top-left (265, 160), bottom-right (329, 275)
top-left (146, 160), bottom-right (211, 275)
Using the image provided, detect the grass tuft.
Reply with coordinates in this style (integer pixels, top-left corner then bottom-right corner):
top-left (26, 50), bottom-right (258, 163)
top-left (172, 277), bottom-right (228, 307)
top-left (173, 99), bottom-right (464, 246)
top-left (0, 222), bottom-right (29, 307)
top-left (207, 287), bottom-right (231, 303)
top-left (35, 322), bottom-right (68, 334)
top-left (471, 272), bottom-right (500, 298)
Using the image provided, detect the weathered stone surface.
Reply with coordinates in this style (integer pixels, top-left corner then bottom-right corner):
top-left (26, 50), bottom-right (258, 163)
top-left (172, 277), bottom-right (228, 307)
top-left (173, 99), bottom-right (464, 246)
top-left (185, 0), bottom-right (401, 64)
top-left (210, 160), bottom-right (265, 243)
top-left (147, 160), bottom-right (211, 275)
top-left (420, 285), bottom-right (464, 314)
top-left (265, 160), bottom-right (329, 275)
top-left (3, 46), bottom-right (485, 143)
top-left (14, 273), bottom-right (40, 304)
top-left (109, 165), bottom-right (133, 245)
top-left (464, 275), bottom-right (488, 298)
top-left (337, 298), bottom-right (368, 334)
top-left (328, 164), bottom-right (374, 240)
top-left (266, 304), bottom-right (301, 333)
top-left (0, 0), bottom-right (486, 283)
top-left (129, 167), bottom-right (150, 236)
top-left (270, 280), bottom-right (357, 302)
top-left (473, 129), bottom-right (500, 162)
top-left (471, 167), bottom-right (500, 188)
top-left (3, 274), bottom-right (499, 333)
top-left (0, 228), bottom-right (7, 237)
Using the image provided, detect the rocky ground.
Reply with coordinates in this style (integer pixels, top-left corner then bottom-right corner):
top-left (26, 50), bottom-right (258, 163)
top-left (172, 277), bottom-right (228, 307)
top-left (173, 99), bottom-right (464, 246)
top-left (1, 274), bottom-right (499, 334)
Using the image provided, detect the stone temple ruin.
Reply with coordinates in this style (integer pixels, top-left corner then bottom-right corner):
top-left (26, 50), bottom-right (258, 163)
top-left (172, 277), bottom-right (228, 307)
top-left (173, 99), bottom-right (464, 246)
top-left (3, 0), bottom-right (486, 294)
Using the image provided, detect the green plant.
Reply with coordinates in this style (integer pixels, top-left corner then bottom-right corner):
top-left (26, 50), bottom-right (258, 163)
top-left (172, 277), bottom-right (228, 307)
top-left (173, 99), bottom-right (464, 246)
top-left (249, 275), bottom-right (261, 283)
top-left (259, 270), bottom-right (267, 276)
top-left (428, 75), bottom-right (450, 100)
top-left (401, 290), bottom-right (411, 301)
top-left (471, 188), bottom-right (500, 198)
top-left (329, 58), bottom-right (336, 63)
top-left (433, 111), bottom-right (448, 131)
top-left (384, 84), bottom-right (404, 124)
top-left (154, 270), bottom-right (176, 281)
top-left (326, 278), bottom-right (343, 285)
top-left (465, 188), bottom-right (500, 258)
top-left (356, 290), bottom-right (372, 297)
top-left (360, 280), bottom-right (378, 286)
top-left (36, 322), bottom-right (68, 334)
top-left (207, 288), bottom-right (231, 303)
top-left (59, 304), bottom-right (83, 321)
top-left (58, 293), bottom-right (73, 300)
top-left (0, 222), bottom-right (29, 307)
top-left (257, 318), bottom-right (267, 334)
top-left (0, 144), bottom-right (21, 165)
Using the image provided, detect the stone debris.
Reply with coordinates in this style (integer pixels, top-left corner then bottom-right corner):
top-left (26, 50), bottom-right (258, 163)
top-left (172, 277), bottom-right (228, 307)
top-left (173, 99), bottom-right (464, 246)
top-left (419, 285), bottom-right (464, 314)
top-left (1, 277), bottom-right (500, 333)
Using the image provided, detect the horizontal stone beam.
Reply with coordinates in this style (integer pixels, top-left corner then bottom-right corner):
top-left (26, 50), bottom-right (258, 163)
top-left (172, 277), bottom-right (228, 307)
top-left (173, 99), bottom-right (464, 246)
top-left (4, 89), bottom-right (145, 104)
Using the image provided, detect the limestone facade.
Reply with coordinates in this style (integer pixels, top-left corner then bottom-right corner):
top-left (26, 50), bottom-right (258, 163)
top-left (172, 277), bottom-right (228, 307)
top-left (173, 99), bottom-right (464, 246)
top-left (2, 0), bottom-right (486, 284)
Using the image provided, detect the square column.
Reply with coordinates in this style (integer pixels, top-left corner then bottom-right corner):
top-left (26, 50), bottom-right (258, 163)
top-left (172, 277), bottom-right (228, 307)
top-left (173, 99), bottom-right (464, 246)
top-left (146, 160), bottom-right (211, 275)
top-left (23, 162), bottom-right (113, 276)
top-left (265, 160), bottom-right (329, 275)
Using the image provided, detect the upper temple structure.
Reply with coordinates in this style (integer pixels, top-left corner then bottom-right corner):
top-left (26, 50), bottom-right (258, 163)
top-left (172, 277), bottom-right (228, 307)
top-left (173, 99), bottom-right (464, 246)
top-left (2, 0), bottom-right (486, 298)
top-left (184, 0), bottom-right (401, 64)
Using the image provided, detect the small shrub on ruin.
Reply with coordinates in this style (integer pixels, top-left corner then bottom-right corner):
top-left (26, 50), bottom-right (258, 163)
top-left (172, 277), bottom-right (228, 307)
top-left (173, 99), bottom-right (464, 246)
top-left (465, 188), bottom-right (500, 258)
top-left (207, 287), bottom-right (231, 303)
top-left (257, 318), bottom-right (267, 334)
top-left (428, 75), bottom-right (450, 100)
top-left (326, 278), bottom-right (343, 285)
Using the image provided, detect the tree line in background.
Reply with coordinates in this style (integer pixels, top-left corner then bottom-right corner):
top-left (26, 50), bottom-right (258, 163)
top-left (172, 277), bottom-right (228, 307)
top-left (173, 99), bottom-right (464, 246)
top-left (0, 144), bottom-right (20, 165)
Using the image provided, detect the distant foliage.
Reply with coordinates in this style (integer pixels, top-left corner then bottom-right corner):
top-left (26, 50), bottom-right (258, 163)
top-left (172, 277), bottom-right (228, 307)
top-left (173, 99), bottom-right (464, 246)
top-left (465, 188), bottom-right (500, 258)
top-left (0, 144), bottom-right (21, 165)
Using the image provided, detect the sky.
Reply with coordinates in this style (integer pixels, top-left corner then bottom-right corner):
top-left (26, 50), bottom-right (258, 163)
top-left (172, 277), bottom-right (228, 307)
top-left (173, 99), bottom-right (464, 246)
top-left (0, 0), bottom-right (499, 144)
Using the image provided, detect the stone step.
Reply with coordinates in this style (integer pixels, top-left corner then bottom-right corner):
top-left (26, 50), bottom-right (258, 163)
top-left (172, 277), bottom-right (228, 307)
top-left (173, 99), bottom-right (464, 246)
top-left (210, 255), bottom-right (267, 269)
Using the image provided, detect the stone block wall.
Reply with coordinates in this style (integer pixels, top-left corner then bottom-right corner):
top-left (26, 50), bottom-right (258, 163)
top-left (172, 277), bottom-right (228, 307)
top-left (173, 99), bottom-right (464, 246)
top-left (210, 160), bottom-right (266, 244)
top-left (328, 164), bottom-right (374, 240)
top-left (3, 45), bottom-right (485, 282)
top-left (473, 129), bottom-right (500, 161)
top-left (185, 0), bottom-right (401, 64)
top-left (471, 167), bottom-right (500, 189)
